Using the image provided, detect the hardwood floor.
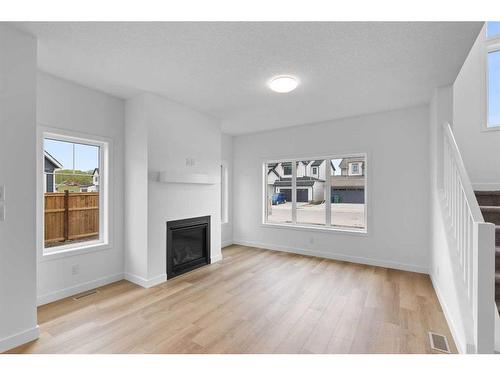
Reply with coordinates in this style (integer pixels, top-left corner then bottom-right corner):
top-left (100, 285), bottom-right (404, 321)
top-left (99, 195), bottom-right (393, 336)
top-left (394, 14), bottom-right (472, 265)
top-left (7, 245), bottom-right (456, 354)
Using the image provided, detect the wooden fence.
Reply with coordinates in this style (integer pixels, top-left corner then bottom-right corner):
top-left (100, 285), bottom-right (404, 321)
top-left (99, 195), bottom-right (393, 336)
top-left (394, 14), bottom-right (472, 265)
top-left (44, 192), bottom-right (99, 246)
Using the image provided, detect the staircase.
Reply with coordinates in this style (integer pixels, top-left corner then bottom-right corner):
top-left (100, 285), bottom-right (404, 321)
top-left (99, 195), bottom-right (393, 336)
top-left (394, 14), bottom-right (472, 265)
top-left (475, 191), bottom-right (500, 314)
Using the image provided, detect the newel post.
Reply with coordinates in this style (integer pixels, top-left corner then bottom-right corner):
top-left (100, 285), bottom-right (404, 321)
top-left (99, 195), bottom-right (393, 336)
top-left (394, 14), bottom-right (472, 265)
top-left (473, 221), bottom-right (495, 353)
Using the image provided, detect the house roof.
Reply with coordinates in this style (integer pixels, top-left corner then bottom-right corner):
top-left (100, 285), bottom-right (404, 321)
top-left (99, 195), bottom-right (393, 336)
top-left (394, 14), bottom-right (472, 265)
top-left (311, 160), bottom-right (323, 167)
top-left (93, 168), bottom-right (99, 175)
top-left (44, 151), bottom-right (63, 169)
top-left (339, 158), bottom-right (364, 170)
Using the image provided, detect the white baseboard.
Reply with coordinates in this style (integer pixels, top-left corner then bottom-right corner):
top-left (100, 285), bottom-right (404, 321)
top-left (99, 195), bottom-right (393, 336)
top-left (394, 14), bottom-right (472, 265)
top-left (0, 325), bottom-right (39, 353)
top-left (233, 239), bottom-right (428, 274)
top-left (430, 274), bottom-right (465, 354)
top-left (472, 183), bottom-right (500, 191)
top-left (124, 272), bottom-right (166, 288)
top-left (221, 240), bottom-right (233, 248)
top-left (37, 273), bottom-right (124, 306)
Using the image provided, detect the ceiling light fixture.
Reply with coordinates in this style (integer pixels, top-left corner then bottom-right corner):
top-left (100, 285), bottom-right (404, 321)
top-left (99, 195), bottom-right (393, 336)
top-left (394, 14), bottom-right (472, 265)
top-left (268, 75), bottom-right (299, 93)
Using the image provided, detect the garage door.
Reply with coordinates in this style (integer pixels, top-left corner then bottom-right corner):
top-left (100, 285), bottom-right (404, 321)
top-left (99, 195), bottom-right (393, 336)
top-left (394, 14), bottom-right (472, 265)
top-left (280, 189), bottom-right (292, 202)
top-left (297, 189), bottom-right (308, 202)
top-left (331, 189), bottom-right (365, 204)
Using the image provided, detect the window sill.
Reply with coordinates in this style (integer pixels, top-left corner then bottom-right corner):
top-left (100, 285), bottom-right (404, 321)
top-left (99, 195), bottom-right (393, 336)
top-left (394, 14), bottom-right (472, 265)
top-left (481, 124), bottom-right (500, 132)
top-left (40, 240), bottom-right (111, 262)
top-left (261, 222), bottom-right (368, 236)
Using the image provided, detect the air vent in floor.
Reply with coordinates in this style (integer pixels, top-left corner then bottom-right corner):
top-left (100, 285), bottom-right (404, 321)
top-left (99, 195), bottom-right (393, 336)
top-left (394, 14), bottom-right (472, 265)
top-left (428, 332), bottom-right (451, 353)
top-left (72, 289), bottom-right (100, 300)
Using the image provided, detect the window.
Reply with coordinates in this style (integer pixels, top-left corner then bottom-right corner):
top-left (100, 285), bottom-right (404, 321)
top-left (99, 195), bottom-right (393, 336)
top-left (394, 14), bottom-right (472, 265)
top-left (282, 162), bottom-right (292, 176)
top-left (296, 160), bottom-right (325, 226)
top-left (221, 163), bottom-right (229, 224)
top-left (349, 162), bottom-right (362, 176)
top-left (331, 157), bottom-right (366, 229)
top-left (265, 161), bottom-right (292, 224)
top-left (487, 21), bottom-right (500, 39)
top-left (43, 132), bottom-right (108, 254)
top-left (486, 22), bottom-right (500, 128)
top-left (264, 155), bottom-right (367, 232)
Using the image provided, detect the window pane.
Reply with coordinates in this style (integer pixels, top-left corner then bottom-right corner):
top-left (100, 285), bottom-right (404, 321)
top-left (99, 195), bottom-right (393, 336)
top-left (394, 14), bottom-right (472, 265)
top-left (331, 156), bottom-right (366, 230)
top-left (266, 162), bottom-right (292, 224)
top-left (296, 160), bottom-right (326, 226)
top-left (488, 50), bottom-right (500, 127)
top-left (44, 138), bottom-right (100, 249)
top-left (487, 22), bottom-right (500, 39)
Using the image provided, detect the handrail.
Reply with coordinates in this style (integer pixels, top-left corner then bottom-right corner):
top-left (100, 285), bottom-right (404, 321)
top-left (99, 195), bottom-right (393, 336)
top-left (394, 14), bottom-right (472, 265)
top-left (442, 123), bottom-right (483, 221)
top-left (441, 122), bottom-right (495, 353)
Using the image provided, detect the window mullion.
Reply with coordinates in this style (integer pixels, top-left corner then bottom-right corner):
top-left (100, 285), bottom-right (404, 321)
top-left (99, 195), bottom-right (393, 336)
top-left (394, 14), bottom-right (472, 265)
top-left (325, 159), bottom-right (331, 226)
top-left (292, 161), bottom-right (297, 224)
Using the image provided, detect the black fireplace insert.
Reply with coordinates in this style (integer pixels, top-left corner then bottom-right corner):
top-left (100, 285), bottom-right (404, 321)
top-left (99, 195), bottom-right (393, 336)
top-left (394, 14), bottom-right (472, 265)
top-left (166, 215), bottom-right (210, 279)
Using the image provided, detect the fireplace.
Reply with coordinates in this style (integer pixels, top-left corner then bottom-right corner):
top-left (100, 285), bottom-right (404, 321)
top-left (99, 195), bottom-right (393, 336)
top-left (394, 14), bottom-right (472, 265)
top-left (166, 215), bottom-right (211, 279)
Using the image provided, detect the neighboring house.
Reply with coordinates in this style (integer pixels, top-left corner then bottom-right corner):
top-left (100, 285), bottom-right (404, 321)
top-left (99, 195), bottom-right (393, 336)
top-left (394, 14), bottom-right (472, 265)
top-left (268, 158), bottom-right (365, 204)
top-left (79, 169), bottom-right (99, 192)
top-left (267, 160), bottom-right (335, 203)
top-left (79, 184), bottom-right (96, 193)
top-left (44, 151), bottom-right (63, 193)
top-left (92, 168), bottom-right (99, 190)
top-left (331, 157), bottom-right (365, 204)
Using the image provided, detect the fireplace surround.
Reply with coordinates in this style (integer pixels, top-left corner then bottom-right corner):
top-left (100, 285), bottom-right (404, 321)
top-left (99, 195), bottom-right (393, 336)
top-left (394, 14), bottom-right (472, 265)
top-left (166, 215), bottom-right (211, 279)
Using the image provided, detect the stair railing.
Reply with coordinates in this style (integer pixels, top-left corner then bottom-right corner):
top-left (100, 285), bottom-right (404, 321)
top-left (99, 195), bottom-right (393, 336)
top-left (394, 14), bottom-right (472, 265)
top-left (442, 122), bottom-right (496, 353)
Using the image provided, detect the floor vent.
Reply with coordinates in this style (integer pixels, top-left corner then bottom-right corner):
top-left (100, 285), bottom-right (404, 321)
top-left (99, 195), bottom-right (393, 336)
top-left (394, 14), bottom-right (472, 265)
top-left (428, 332), bottom-right (451, 353)
top-left (73, 289), bottom-right (99, 300)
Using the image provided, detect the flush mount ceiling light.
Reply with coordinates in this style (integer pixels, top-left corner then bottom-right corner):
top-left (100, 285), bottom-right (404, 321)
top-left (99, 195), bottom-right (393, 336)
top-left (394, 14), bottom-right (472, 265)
top-left (268, 75), bottom-right (299, 93)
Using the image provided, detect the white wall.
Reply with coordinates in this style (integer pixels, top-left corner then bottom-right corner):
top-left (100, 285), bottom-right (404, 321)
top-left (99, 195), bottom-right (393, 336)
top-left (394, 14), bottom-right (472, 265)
top-left (36, 72), bottom-right (125, 305)
top-left (221, 133), bottom-right (233, 247)
top-left (147, 93), bottom-right (222, 279)
top-left (428, 85), bottom-right (472, 354)
top-left (453, 25), bottom-right (500, 188)
top-left (233, 105), bottom-right (430, 273)
top-left (0, 25), bottom-right (38, 352)
top-left (124, 96), bottom-right (149, 281)
top-left (124, 93), bottom-right (222, 285)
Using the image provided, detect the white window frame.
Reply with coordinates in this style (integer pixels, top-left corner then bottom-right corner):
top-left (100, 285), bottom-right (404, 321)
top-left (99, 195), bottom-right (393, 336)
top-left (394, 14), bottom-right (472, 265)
top-left (349, 162), bottom-right (362, 176)
top-left (262, 153), bottom-right (368, 234)
top-left (484, 23), bottom-right (500, 131)
top-left (37, 125), bottom-right (112, 261)
top-left (282, 162), bottom-right (292, 177)
top-left (221, 161), bottom-right (229, 224)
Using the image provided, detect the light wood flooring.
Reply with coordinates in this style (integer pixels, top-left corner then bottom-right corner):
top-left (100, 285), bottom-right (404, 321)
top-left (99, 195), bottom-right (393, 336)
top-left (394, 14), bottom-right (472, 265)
top-left (7, 245), bottom-right (456, 354)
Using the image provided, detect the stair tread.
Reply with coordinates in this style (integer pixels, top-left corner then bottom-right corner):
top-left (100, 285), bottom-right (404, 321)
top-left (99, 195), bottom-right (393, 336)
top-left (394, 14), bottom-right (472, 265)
top-left (479, 205), bottom-right (500, 211)
top-left (475, 191), bottom-right (500, 196)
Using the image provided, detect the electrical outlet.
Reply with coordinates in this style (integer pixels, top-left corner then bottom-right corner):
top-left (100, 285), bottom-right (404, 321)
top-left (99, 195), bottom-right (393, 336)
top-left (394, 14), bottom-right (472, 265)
top-left (0, 185), bottom-right (5, 201)
top-left (71, 264), bottom-right (80, 275)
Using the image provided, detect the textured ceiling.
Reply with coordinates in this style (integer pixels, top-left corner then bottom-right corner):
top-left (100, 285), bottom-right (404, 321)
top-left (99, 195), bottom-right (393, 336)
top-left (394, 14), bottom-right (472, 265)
top-left (13, 22), bottom-right (482, 134)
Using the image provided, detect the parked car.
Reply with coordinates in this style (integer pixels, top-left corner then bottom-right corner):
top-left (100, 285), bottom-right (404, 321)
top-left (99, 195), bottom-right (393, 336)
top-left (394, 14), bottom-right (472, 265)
top-left (272, 192), bottom-right (287, 205)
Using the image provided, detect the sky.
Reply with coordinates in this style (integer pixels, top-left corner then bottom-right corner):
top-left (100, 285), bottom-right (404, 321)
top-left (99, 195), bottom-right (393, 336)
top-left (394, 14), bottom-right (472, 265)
top-left (44, 138), bottom-right (99, 172)
top-left (488, 22), bottom-right (500, 127)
